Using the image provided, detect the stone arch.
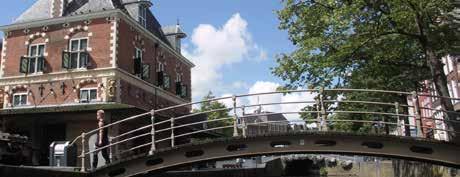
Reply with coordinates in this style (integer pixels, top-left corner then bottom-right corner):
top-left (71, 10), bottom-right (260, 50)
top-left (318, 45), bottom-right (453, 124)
top-left (24, 32), bottom-right (48, 46)
top-left (64, 25), bottom-right (90, 40)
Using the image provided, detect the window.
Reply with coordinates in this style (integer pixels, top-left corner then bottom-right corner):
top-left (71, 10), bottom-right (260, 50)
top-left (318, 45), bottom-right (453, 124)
top-left (13, 93), bottom-right (28, 107)
top-left (176, 73), bottom-right (182, 83)
top-left (20, 44), bottom-right (45, 74)
top-left (63, 38), bottom-right (89, 69)
top-left (80, 88), bottom-right (97, 103)
top-left (175, 73), bottom-right (187, 98)
top-left (139, 5), bottom-right (147, 27)
top-left (134, 48), bottom-right (143, 76)
top-left (158, 62), bottom-right (165, 72)
top-left (157, 62), bottom-right (165, 86)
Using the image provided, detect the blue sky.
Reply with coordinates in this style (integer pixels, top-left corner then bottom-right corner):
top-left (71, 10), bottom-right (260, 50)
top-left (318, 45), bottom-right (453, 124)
top-left (153, 0), bottom-right (295, 99)
top-left (0, 1), bottom-right (314, 119)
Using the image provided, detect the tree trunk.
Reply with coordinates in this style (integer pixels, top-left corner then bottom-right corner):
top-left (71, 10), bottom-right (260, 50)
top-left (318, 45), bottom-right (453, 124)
top-left (426, 46), bottom-right (459, 143)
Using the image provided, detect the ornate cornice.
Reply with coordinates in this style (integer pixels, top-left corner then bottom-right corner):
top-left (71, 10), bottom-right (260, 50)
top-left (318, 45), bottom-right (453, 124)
top-left (0, 68), bottom-right (189, 105)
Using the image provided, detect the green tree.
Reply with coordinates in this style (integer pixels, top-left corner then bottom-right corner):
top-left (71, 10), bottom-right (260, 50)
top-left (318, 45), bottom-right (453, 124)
top-left (274, 0), bottom-right (459, 139)
top-left (193, 92), bottom-right (233, 137)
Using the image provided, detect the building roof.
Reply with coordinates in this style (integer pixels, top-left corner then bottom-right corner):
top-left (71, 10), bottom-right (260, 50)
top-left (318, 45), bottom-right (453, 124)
top-left (7, 0), bottom-right (194, 67)
top-left (243, 111), bottom-right (288, 124)
top-left (15, 0), bottom-right (121, 23)
top-left (14, 0), bottom-right (53, 23)
top-left (66, 0), bottom-right (118, 16)
top-left (162, 25), bottom-right (187, 38)
top-left (13, 0), bottom-right (175, 50)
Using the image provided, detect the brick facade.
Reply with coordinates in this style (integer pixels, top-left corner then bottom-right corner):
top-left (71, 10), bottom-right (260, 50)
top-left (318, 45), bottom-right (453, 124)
top-left (0, 2), bottom-right (194, 166)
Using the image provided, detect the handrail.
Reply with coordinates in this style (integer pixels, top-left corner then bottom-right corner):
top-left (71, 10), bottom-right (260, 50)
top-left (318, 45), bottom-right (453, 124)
top-left (329, 111), bottom-right (413, 118)
top-left (86, 112), bottom-right (150, 135)
top-left (73, 88), bottom-right (460, 171)
top-left (323, 100), bottom-right (411, 107)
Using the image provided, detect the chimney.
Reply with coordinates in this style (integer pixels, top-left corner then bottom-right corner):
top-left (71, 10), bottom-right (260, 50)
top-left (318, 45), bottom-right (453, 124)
top-left (52, 0), bottom-right (68, 18)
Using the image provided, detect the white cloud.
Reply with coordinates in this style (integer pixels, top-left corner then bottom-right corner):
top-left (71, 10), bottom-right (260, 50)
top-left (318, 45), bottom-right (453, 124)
top-left (244, 81), bottom-right (317, 121)
top-left (183, 13), bottom-right (265, 100)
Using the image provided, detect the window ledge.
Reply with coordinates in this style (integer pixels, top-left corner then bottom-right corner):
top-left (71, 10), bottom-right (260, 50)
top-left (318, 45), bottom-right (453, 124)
top-left (66, 68), bottom-right (89, 72)
top-left (11, 105), bottom-right (31, 108)
top-left (28, 72), bottom-right (44, 76)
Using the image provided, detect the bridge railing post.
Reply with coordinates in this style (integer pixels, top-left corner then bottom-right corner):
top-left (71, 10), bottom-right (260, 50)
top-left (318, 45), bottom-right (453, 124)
top-left (242, 110), bottom-right (247, 138)
top-left (412, 92), bottom-right (424, 138)
top-left (395, 102), bottom-right (402, 136)
top-left (171, 116), bottom-right (175, 148)
top-left (319, 87), bottom-right (328, 131)
top-left (80, 132), bottom-right (86, 172)
top-left (315, 98), bottom-right (322, 131)
top-left (232, 95), bottom-right (239, 137)
top-left (149, 110), bottom-right (156, 155)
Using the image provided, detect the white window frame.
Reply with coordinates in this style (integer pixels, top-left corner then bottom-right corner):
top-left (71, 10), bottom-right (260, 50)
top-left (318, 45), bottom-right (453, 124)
top-left (135, 48), bottom-right (143, 77)
top-left (139, 5), bottom-right (147, 28)
top-left (79, 88), bottom-right (98, 103)
top-left (135, 48), bottom-right (143, 61)
top-left (69, 37), bottom-right (89, 69)
top-left (442, 58), bottom-right (448, 75)
top-left (27, 43), bottom-right (46, 74)
top-left (448, 56), bottom-right (454, 73)
top-left (12, 93), bottom-right (28, 107)
top-left (176, 73), bottom-right (182, 82)
top-left (452, 80), bottom-right (458, 103)
top-left (158, 62), bottom-right (165, 72)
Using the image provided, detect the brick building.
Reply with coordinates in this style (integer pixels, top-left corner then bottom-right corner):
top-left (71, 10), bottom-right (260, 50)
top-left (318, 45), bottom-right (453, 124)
top-left (415, 55), bottom-right (459, 141)
top-left (0, 0), bottom-right (194, 165)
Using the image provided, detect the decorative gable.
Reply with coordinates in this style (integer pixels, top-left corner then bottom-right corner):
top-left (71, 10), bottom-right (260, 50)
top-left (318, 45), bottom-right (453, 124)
top-left (51, 0), bottom-right (67, 18)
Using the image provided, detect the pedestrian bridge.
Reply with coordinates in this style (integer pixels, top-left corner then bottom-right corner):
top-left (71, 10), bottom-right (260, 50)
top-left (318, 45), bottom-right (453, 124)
top-left (70, 88), bottom-right (460, 177)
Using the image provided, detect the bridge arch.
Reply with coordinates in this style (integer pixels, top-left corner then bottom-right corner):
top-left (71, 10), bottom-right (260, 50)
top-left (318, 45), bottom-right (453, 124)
top-left (92, 132), bottom-right (460, 177)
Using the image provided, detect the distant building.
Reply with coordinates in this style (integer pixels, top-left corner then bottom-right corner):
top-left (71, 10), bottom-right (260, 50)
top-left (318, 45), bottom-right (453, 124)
top-left (242, 109), bottom-right (290, 136)
top-left (412, 55), bottom-right (459, 141)
top-left (0, 0), bottom-right (193, 166)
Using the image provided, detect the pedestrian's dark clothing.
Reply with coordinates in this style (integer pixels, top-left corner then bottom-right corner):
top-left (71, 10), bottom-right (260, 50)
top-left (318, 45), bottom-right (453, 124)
top-left (92, 126), bottom-right (110, 168)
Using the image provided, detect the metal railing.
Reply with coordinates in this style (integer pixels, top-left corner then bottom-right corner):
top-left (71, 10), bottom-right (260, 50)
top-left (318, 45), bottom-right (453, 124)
top-left (70, 88), bottom-right (460, 171)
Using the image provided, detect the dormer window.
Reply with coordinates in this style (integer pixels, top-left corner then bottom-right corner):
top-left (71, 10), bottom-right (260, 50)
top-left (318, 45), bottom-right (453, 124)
top-left (139, 5), bottom-right (147, 28)
top-left (19, 44), bottom-right (45, 74)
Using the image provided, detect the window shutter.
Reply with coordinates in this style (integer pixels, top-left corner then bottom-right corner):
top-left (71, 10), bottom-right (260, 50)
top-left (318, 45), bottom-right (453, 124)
top-left (19, 56), bottom-right (29, 74)
top-left (176, 82), bottom-right (182, 95)
top-left (134, 57), bottom-right (141, 75)
top-left (142, 64), bottom-right (150, 80)
top-left (181, 85), bottom-right (187, 98)
top-left (164, 75), bottom-right (170, 89)
top-left (157, 71), bottom-right (164, 86)
top-left (37, 56), bottom-right (45, 72)
top-left (62, 51), bottom-right (70, 69)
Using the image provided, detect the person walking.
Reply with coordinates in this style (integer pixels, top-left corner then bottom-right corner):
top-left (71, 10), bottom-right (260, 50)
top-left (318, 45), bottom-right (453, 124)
top-left (93, 110), bottom-right (111, 168)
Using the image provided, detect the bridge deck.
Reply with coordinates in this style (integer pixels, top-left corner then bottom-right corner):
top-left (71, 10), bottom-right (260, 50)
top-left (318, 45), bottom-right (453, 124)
top-left (92, 132), bottom-right (460, 177)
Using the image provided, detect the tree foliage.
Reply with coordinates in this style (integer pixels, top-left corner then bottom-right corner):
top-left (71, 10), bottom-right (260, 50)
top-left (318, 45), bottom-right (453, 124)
top-left (274, 0), bottom-right (459, 135)
top-left (193, 92), bottom-right (233, 137)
